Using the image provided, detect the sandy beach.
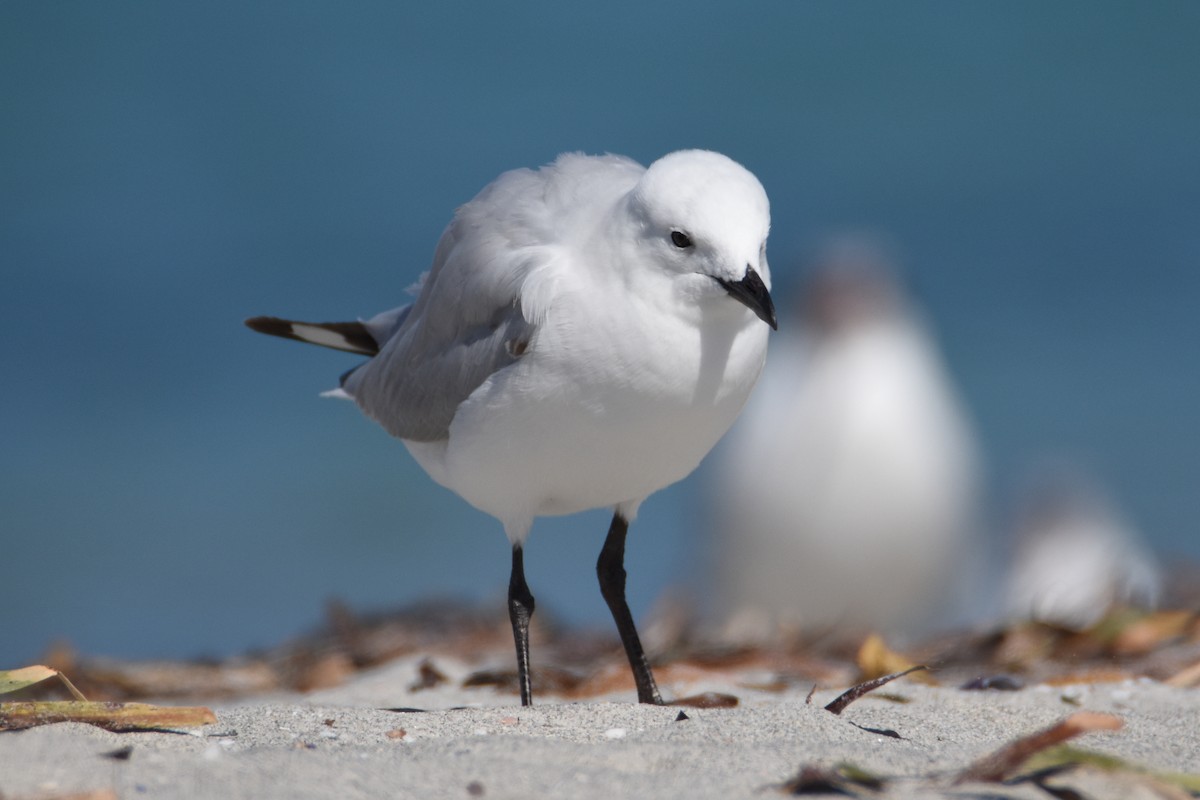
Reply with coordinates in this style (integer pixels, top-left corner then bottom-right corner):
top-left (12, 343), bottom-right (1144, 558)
top-left (3, 650), bottom-right (1198, 800)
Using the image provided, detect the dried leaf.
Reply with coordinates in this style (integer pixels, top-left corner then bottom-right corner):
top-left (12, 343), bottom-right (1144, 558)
top-left (824, 666), bottom-right (927, 715)
top-left (1107, 610), bottom-right (1194, 656)
top-left (666, 691), bottom-right (738, 709)
top-left (296, 652), bottom-right (354, 692)
top-left (0, 701), bottom-right (216, 732)
top-left (1039, 670), bottom-right (1137, 686)
top-left (0, 665), bottom-right (87, 700)
top-left (1021, 745), bottom-right (1200, 795)
top-left (954, 712), bottom-right (1123, 784)
top-left (463, 665), bottom-right (584, 695)
top-left (855, 634), bottom-right (936, 685)
top-left (1165, 658), bottom-right (1200, 688)
top-left (994, 622), bottom-right (1059, 670)
top-left (408, 658), bottom-right (449, 691)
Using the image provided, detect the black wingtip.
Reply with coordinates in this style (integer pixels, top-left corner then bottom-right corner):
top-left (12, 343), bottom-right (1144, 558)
top-left (244, 315), bottom-right (380, 355)
top-left (245, 315), bottom-right (294, 337)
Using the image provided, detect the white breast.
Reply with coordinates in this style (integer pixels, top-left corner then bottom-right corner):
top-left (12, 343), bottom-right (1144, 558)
top-left (407, 291), bottom-right (769, 541)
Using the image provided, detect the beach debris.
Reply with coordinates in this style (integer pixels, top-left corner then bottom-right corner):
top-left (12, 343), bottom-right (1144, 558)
top-left (409, 658), bottom-right (449, 691)
top-left (385, 728), bottom-right (407, 740)
top-left (824, 666), bottom-right (927, 716)
top-left (959, 674), bottom-right (1023, 691)
top-left (1166, 658), bottom-right (1200, 688)
top-left (674, 710), bottom-right (689, 721)
top-left (0, 665), bottom-right (87, 700)
top-left (462, 665), bottom-right (584, 695)
top-left (296, 652), bottom-right (355, 692)
top-left (988, 607), bottom-right (1199, 676)
top-left (855, 634), bottom-right (936, 686)
top-left (954, 711), bottom-right (1123, 784)
top-left (466, 780), bottom-right (486, 796)
top-left (779, 762), bottom-right (886, 796)
top-left (21, 596), bottom-right (1200, 704)
top-left (0, 700), bottom-right (217, 732)
top-left (1014, 745), bottom-right (1200, 797)
top-left (38, 645), bottom-right (279, 701)
top-left (1103, 609), bottom-right (1194, 656)
top-left (102, 744), bottom-right (135, 761)
top-left (1, 665), bottom-right (216, 733)
top-left (1039, 670), bottom-right (1139, 686)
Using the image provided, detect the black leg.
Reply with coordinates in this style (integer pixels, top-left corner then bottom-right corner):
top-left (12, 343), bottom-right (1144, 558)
top-left (508, 544), bottom-right (536, 706)
top-left (596, 512), bottom-right (663, 705)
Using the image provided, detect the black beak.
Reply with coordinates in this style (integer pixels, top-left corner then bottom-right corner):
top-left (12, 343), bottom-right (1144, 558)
top-left (716, 266), bottom-right (777, 330)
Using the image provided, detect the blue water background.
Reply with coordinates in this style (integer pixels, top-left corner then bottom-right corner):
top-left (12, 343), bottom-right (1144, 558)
top-left (3, 2), bottom-right (1198, 662)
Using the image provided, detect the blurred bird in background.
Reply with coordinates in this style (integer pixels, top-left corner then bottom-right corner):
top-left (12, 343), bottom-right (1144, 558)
top-left (709, 236), bottom-right (983, 641)
top-left (1004, 465), bottom-right (1162, 630)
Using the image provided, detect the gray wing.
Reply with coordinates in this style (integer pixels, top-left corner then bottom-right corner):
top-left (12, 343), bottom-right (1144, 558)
top-left (341, 166), bottom-right (551, 442)
top-left (343, 294), bottom-right (534, 442)
top-left (341, 153), bottom-right (643, 442)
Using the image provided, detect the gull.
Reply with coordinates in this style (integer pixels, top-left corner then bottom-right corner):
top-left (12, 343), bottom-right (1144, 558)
top-left (1005, 467), bottom-right (1161, 630)
top-left (712, 241), bottom-right (980, 636)
top-left (247, 150), bottom-right (776, 705)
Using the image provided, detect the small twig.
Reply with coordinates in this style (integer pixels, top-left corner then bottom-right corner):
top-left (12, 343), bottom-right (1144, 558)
top-left (824, 666), bottom-right (927, 716)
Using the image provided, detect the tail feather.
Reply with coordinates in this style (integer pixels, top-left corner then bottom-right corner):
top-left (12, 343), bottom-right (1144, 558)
top-left (244, 316), bottom-right (379, 356)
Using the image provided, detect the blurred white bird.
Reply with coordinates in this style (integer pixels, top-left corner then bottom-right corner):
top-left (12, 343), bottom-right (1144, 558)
top-left (711, 238), bottom-right (981, 638)
top-left (1004, 468), bottom-right (1161, 629)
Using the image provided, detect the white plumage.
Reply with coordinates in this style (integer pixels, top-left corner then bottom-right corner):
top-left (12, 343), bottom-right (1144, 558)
top-left (249, 150), bottom-right (777, 704)
top-left (713, 243), bottom-right (980, 635)
top-left (1005, 471), bottom-right (1161, 629)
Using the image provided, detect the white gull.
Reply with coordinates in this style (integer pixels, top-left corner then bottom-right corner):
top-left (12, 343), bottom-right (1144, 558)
top-left (713, 242), bottom-right (981, 636)
top-left (248, 150), bottom-right (776, 704)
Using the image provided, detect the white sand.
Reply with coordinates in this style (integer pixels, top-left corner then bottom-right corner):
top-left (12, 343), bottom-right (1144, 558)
top-left (2, 655), bottom-right (1196, 799)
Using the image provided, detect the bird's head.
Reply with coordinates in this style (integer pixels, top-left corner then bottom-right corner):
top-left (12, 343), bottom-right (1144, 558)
top-left (626, 149), bottom-right (776, 330)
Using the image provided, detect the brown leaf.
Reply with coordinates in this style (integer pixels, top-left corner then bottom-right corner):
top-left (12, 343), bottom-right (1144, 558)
top-left (463, 665), bottom-right (585, 695)
top-left (296, 652), bottom-right (355, 692)
top-left (1039, 670), bottom-right (1138, 686)
top-left (954, 712), bottom-right (1123, 784)
top-left (666, 691), bottom-right (738, 709)
top-left (0, 701), bottom-right (216, 732)
top-left (1165, 658), bottom-right (1200, 688)
top-left (408, 658), bottom-right (449, 692)
top-left (1107, 610), bottom-right (1194, 656)
top-left (855, 634), bottom-right (936, 685)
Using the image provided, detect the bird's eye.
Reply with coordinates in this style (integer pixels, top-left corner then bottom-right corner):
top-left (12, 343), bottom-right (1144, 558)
top-left (670, 230), bottom-right (693, 249)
